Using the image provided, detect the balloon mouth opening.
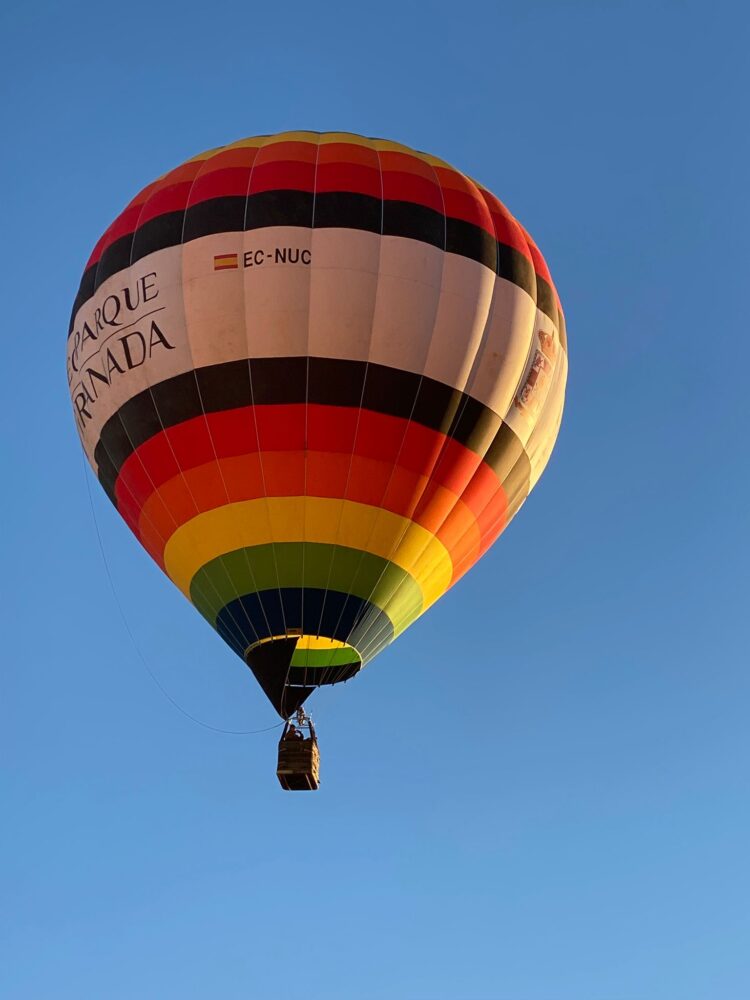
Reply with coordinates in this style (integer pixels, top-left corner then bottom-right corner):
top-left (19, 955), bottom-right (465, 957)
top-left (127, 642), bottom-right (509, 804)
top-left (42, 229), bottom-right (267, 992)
top-left (246, 633), bottom-right (361, 671)
top-left (244, 635), bottom-right (362, 718)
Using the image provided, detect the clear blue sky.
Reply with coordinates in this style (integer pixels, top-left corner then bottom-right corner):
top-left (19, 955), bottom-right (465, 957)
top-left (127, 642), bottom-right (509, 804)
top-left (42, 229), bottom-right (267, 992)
top-left (2, 3), bottom-right (748, 998)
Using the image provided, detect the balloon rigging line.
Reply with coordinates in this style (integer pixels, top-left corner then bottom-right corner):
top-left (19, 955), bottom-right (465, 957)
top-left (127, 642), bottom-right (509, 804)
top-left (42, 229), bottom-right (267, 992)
top-left (325, 143), bottom-right (456, 681)
top-left (300, 136), bottom-right (322, 694)
top-left (310, 136), bottom-right (385, 683)
top-left (333, 150), bottom-right (456, 675)
top-left (243, 134), bottom-right (292, 650)
top-left (72, 132), bottom-right (566, 729)
top-left (82, 395), bottom-right (265, 682)
top-left (87, 187), bottom-right (269, 676)
top-left (177, 157), bottom-right (271, 653)
top-left (81, 450), bottom-right (284, 736)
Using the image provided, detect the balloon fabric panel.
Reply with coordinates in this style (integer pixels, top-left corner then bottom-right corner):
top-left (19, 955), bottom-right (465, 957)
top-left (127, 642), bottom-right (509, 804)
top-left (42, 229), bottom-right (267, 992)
top-left (68, 131), bottom-right (567, 716)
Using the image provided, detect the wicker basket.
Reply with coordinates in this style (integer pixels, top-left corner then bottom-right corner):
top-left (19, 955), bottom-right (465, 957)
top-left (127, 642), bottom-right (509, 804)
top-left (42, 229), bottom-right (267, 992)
top-left (277, 739), bottom-right (320, 791)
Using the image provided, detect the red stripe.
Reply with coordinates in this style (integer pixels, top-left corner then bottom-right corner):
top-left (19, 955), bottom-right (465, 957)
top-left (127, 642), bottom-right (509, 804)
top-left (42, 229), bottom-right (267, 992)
top-left (249, 159), bottom-right (318, 194)
top-left (378, 150), bottom-right (437, 179)
top-left (478, 188), bottom-right (533, 261)
top-left (518, 223), bottom-right (563, 314)
top-left (433, 168), bottom-right (495, 232)
top-left (190, 166), bottom-right (253, 202)
top-left (113, 403), bottom-right (508, 554)
top-left (137, 180), bottom-right (196, 225)
top-left (115, 403), bottom-right (501, 509)
top-left (85, 203), bottom-right (143, 269)
top-left (253, 140), bottom-right (319, 164)
top-left (196, 146), bottom-right (261, 170)
top-left (118, 445), bottom-right (506, 577)
top-left (316, 162), bottom-right (382, 198)
top-left (319, 142), bottom-right (379, 168)
top-left (86, 161), bottom-right (208, 267)
top-left (82, 138), bottom-right (550, 291)
top-left (381, 170), bottom-right (443, 213)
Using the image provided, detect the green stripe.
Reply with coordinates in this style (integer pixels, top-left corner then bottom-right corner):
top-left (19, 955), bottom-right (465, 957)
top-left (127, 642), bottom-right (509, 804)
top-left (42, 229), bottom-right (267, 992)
top-left (189, 542), bottom-right (424, 633)
top-left (290, 647), bottom-right (361, 668)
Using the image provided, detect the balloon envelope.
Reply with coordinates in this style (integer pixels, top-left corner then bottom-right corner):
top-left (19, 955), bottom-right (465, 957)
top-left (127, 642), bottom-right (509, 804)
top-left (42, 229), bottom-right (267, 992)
top-left (67, 131), bottom-right (567, 717)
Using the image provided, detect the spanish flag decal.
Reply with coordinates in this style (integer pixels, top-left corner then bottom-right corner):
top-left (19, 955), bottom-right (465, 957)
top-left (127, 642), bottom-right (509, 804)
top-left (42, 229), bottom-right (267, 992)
top-left (214, 253), bottom-right (239, 270)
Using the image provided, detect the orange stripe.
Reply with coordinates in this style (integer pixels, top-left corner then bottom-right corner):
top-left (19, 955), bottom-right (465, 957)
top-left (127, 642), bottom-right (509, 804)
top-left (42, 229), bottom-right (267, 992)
top-left (131, 450), bottom-right (485, 573)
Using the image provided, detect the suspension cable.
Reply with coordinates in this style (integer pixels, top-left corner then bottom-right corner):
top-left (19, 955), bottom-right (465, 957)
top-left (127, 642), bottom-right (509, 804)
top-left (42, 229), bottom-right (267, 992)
top-left (81, 450), bottom-right (284, 737)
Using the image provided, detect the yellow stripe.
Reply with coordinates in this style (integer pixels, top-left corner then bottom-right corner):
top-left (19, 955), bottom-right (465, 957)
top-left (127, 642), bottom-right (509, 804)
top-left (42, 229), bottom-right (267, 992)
top-left (316, 131), bottom-right (373, 146)
top-left (222, 136), bottom-right (268, 150)
top-left (245, 633), bottom-right (351, 650)
top-left (296, 635), bottom-right (351, 651)
top-left (316, 133), bottom-right (413, 154)
top-left (316, 132), bottom-right (454, 169)
top-left (186, 135), bottom-right (269, 162)
top-left (267, 130), bottom-right (323, 144)
top-left (163, 497), bottom-right (453, 609)
top-left (185, 147), bottom-right (223, 164)
top-left (224, 131), bottom-right (320, 150)
top-left (188, 132), bottom-right (463, 174)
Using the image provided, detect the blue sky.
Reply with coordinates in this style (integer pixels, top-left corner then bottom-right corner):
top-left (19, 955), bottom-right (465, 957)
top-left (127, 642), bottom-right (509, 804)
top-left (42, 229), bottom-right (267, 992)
top-left (2, 2), bottom-right (748, 998)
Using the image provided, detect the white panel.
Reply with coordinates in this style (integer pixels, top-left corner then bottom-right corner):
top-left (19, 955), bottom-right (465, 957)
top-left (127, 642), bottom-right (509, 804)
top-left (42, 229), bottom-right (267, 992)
top-left (68, 230), bottom-right (567, 470)
top-left (307, 229), bottom-right (381, 362)
top-left (463, 276), bottom-right (539, 422)
top-left (241, 226), bottom-right (313, 359)
top-left (368, 236), bottom-right (444, 376)
top-left (423, 252), bottom-right (495, 391)
top-left (182, 232), bottom-right (249, 368)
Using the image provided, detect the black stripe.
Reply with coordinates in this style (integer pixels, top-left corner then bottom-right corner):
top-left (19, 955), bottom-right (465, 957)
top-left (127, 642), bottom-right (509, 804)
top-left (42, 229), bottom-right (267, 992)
top-left (315, 190), bottom-right (381, 232)
top-left (535, 276), bottom-right (556, 328)
top-left (497, 242), bottom-right (536, 303)
top-left (95, 232), bottom-right (136, 290)
top-left (69, 191), bottom-right (556, 334)
top-left (484, 423), bottom-right (527, 482)
top-left (69, 264), bottom-right (97, 333)
top-left (243, 636), bottom-right (313, 718)
top-left (183, 196), bottom-right (246, 241)
top-left (505, 449), bottom-right (533, 522)
top-left (218, 587), bottom-right (391, 671)
top-left (446, 217), bottom-right (497, 272)
top-left (131, 211), bottom-right (185, 265)
top-left (383, 199), bottom-right (443, 248)
top-left (246, 189), bottom-right (315, 229)
top-left (94, 357), bottom-right (531, 508)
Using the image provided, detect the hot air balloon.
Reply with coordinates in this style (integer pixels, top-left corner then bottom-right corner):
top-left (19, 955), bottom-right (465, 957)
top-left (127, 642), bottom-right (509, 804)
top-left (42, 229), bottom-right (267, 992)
top-left (67, 131), bottom-right (567, 789)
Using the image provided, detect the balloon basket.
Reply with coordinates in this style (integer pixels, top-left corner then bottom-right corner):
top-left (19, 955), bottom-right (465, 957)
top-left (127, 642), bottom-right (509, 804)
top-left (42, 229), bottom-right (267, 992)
top-left (276, 710), bottom-right (320, 791)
